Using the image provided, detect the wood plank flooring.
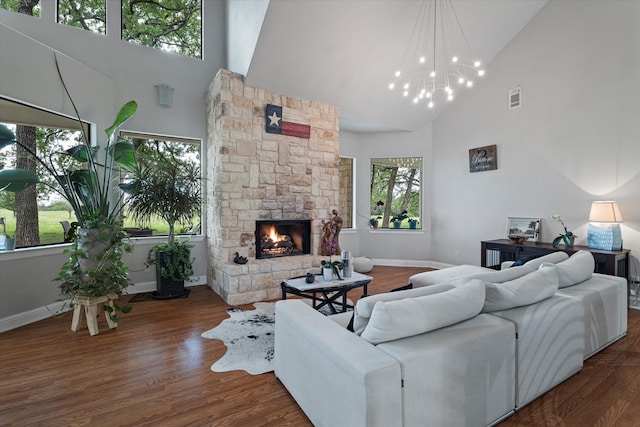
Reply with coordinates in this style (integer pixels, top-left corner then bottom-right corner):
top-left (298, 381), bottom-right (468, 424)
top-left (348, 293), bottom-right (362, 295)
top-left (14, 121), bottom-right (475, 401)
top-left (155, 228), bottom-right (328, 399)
top-left (1, 266), bottom-right (639, 426)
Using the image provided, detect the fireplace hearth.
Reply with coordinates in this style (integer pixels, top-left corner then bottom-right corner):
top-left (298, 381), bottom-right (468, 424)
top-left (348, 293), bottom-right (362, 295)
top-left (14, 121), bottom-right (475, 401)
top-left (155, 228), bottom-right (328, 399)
top-left (255, 220), bottom-right (311, 259)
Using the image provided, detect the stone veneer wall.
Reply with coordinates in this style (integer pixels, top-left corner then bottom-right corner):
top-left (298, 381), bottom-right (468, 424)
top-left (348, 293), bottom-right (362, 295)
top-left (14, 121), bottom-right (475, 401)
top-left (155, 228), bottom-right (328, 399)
top-left (205, 69), bottom-right (340, 305)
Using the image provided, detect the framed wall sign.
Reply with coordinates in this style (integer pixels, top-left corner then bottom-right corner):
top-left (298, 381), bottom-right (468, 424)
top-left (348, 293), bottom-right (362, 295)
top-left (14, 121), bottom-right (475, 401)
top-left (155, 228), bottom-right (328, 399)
top-left (469, 144), bottom-right (497, 173)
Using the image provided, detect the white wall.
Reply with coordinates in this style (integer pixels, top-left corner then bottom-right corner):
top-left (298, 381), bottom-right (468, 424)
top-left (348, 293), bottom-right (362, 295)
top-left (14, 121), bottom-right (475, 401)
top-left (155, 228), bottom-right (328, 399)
top-left (431, 0), bottom-right (640, 272)
top-left (340, 123), bottom-right (433, 265)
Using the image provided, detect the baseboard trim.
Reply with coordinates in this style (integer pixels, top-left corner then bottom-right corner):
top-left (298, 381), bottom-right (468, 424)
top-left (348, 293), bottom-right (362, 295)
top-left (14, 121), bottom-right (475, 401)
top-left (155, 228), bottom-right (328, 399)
top-left (0, 275), bottom-right (207, 333)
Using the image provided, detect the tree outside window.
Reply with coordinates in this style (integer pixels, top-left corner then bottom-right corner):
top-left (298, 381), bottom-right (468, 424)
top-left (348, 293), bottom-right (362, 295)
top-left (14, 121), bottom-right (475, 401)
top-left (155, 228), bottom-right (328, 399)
top-left (57, 0), bottom-right (106, 34)
top-left (370, 157), bottom-right (422, 230)
top-left (121, 0), bottom-right (202, 59)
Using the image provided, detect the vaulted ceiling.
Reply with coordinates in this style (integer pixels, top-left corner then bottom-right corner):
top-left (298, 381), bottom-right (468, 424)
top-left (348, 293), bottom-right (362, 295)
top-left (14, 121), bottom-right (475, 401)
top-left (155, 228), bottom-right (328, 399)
top-left (244, 0), bottom-right (548, 133)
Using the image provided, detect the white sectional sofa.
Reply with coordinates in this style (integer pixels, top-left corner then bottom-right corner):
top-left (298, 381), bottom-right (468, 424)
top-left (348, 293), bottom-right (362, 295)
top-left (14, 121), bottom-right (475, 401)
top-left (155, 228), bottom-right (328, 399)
top-left (274, 251), bottom-right (627, 426)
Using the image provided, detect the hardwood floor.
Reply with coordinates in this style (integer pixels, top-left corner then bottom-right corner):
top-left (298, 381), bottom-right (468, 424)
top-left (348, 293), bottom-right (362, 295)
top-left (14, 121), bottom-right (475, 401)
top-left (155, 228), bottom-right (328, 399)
top-left (1, 266), bottom-right (639, 426)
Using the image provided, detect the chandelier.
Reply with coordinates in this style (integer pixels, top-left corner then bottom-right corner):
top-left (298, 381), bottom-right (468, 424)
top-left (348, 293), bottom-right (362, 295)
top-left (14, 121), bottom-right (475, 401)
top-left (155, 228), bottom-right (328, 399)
top-left (388, 0), bottom-right (485, 108)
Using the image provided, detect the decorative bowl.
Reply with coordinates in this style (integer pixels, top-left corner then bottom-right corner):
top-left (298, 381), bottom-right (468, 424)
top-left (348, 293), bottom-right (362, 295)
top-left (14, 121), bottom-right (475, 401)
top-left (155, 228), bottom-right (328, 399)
top-left (508, 235), bottom-right (529, 244)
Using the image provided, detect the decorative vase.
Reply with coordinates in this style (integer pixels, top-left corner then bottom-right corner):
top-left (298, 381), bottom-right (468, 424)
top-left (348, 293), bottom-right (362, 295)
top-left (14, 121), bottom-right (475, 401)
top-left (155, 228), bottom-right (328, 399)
top-left (323, 267), bottom-right (333, 281)
top-left (305, 272), bottom-right (315, 283)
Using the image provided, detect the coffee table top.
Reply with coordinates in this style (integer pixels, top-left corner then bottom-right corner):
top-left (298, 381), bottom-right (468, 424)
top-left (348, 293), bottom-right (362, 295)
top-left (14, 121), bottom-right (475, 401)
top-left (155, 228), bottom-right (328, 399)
top-left (283, 272), bottom-right (372, 291)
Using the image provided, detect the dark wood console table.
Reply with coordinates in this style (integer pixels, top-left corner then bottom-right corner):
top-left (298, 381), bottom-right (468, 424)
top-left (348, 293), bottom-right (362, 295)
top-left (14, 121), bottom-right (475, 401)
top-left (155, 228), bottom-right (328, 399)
top-left (481, 239), bottom-right (630, 280)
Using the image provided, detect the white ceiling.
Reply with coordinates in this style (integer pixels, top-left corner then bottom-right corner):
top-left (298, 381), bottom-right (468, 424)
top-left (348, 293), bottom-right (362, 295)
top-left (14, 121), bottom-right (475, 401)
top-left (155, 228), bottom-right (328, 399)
top-left (244, 0), bottom-right (548, 133)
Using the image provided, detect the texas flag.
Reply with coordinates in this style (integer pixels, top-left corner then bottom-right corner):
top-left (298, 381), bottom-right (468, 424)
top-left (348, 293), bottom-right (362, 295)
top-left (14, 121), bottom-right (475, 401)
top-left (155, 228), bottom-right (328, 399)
top-left (265, 104), bottom-right (311, 138)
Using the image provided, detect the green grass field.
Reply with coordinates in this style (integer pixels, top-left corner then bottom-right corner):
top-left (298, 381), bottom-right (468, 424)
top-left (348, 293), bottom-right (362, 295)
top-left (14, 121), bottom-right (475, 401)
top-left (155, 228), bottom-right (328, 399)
top-left (0, 209), bottom-right (181, 246)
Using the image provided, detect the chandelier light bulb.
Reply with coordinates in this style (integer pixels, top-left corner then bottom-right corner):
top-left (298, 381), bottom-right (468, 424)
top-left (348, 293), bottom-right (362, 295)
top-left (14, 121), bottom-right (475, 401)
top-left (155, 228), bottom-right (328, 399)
top-left (430, 70), bottom-right (436, 78)
top-left (447, 94), bottom-right (454, 101)
top-left (458, 77), bottom-right (465, 84)
top-left (389, 83), bottom-right (395, 90)
top-left (395, 70), bottom-right (401, 77)
top-left (403, 91), bottom-right (409, 97)
top-left (452, 56), bottom-right (458, 63)
top-left (466, 80), bottom-right (474, 87)
top-left (445, 86), bottom-right (452, 94)
top-left (428, 101), bottom-right (434, 108)
top-left (419, 92), bottom-right (424, 99)
top-left (426, 92), bottom-right (432, 98)
top-left (413, 97), bottom-right (419, 103)
top-left (474, 60), bottom-right (481, 68)
top-left (419, 56), bottom-right (426, 64)
top-left (403, 83), bottom-right (410, 89)
top-left (478, 69), bottom-right (485, 77)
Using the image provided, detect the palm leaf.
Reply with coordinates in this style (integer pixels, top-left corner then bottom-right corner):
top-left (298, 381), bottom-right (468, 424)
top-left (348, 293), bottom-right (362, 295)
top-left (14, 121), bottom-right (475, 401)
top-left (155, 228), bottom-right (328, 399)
top-left (105, 101), bottom-right (137, 142)
top-left (0, 169), bottom-right (40, 192)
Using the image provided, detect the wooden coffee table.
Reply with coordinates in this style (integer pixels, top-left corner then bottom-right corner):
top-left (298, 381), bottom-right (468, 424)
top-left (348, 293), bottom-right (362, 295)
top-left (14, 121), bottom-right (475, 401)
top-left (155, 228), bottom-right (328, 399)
top-left (281, 272), bottom-right (372, 314)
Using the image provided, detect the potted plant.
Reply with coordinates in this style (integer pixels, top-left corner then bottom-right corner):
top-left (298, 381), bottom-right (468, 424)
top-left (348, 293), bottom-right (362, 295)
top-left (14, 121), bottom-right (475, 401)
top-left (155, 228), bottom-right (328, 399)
top-left (0, 97), bottom-right (138, 324)
top-left (369, 216), bottom-right (381, 229)
top-left (120, 144), bottom-right (201, 299)
top-left (391, 210), bottom-right (408, 228)
top-left (408, 218), bottom-right (419, 229)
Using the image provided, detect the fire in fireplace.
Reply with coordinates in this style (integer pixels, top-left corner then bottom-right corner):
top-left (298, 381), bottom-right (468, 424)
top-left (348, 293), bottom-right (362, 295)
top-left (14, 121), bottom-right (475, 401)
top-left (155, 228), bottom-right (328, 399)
top-left (255, 220), bottom-right (311, 259)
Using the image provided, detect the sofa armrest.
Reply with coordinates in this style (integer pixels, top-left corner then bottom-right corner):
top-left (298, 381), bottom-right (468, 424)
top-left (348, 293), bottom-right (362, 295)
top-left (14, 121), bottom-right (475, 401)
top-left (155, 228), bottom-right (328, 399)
top-left (275, 300), bottom-right (402, 427)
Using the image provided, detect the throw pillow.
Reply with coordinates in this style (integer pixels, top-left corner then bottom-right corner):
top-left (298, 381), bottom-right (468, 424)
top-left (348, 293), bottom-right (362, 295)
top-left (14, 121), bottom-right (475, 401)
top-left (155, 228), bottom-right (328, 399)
top-left (546, 250), bottom-right (594, 288)
top-left (510, 255), bottom-right (538, 267)
top-left (352, 283), bottom-right (455, 335)
top-left (481, 264), bottom-right (559, 312)
top-left (360, 280), bottom-right (485, 344)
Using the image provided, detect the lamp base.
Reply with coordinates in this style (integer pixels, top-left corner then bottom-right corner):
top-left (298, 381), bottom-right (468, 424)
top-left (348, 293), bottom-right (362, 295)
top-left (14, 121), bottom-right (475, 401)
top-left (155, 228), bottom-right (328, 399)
top-left (588, 223), bottom-right (622, 251)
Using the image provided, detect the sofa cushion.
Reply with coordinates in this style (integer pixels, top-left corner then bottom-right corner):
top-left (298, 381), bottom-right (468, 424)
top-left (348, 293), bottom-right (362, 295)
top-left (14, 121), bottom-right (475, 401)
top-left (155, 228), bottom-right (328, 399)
top-left (544, 250), bottom-right (594, 288)
top-left (409, 265), bottom-right (492, 288)
top-left (522, 251), bottom-right (569, 269)
top-left (353, 283), bottom-right (455, 335)
top-left (360, 280), bottom-right (485, 344)
top-left (464, 265), bottom-right (535, 283)
top-left (481, 264), bottom-right (559, 312)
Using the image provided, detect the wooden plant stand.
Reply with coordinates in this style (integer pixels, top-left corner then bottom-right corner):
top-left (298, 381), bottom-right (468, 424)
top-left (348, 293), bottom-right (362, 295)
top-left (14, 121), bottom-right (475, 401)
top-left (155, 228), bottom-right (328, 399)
top-left (71, 293), bottom-right (119, 336)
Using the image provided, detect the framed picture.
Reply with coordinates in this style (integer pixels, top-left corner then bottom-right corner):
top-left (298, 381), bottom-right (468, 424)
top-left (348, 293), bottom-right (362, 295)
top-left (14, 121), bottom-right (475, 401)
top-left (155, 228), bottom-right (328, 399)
top-left (506, 217), bottom-right (540, 242)
top-left (469, 144), bottom-right (497, 173)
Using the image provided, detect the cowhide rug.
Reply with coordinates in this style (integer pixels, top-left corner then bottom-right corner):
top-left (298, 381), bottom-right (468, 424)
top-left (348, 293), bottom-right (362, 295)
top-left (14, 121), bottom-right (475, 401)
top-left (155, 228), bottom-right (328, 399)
top-left (202, 300), bottom-right (352, 375)
top-left (201, 302), bottom-right (276, 375)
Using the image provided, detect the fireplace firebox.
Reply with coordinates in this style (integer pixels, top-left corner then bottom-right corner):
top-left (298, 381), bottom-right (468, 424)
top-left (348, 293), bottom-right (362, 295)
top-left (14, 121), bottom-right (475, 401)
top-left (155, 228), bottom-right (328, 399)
top-left (255, 220), bottom-right (311, 259)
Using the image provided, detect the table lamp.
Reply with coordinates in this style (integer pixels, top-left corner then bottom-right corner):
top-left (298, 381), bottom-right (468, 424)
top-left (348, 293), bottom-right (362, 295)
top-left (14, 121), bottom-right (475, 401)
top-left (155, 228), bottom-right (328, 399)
top-left (587, 201), bottom-right (623, 250)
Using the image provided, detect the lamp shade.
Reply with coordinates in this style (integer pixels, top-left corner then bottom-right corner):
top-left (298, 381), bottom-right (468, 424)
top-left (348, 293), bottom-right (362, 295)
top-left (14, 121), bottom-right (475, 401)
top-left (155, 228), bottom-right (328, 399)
top-left (588, 201), bottom-right (623, 223)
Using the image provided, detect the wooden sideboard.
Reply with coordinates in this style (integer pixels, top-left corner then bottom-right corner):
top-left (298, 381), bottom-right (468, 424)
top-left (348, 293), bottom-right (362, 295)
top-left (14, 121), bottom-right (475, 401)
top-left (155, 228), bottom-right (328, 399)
top-left (481, 239), bottom-right (630, 280)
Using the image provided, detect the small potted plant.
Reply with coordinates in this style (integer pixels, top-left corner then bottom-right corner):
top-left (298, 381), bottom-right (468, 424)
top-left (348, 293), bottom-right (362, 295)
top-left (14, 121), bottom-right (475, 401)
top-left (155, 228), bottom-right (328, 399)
top-left (551, 214), bottom-right (576, 247)
top-left (391, 210), bottom-right (409, 229)
top-left (369, 216), bottom-right (381, 229)
top-left (320, 238), bottom-right (344, 280)
top-left (408, 218), bottom-right (419, 229)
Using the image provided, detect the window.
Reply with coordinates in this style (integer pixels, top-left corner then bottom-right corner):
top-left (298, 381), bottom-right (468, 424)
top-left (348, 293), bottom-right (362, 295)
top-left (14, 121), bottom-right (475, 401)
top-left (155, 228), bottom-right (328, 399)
top-left (120, 132), bottom-right (201, 236)
top-left (0, 0), bottom-right (40, 16)
top-left (370, 157), bottom-right (422, 230)
top-left (121, 0), bottom-right (202, 59)
top-left (338, 157), bottom-right (354, 229)
top-left (0, 97), bottom-right (88, 247)
top-left (57, 0), bottom-right (106, 34)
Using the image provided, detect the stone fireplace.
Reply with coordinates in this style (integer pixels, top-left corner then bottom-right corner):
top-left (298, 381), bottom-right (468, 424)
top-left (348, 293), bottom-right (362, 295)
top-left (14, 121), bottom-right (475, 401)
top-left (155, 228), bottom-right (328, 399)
top-left (205, 69), bottom-right (340, 305)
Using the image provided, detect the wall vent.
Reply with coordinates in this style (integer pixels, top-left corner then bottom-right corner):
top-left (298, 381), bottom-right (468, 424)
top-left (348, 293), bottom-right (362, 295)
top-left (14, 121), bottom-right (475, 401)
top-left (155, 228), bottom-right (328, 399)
top-left (509, 86), bottom-right (521, 109)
